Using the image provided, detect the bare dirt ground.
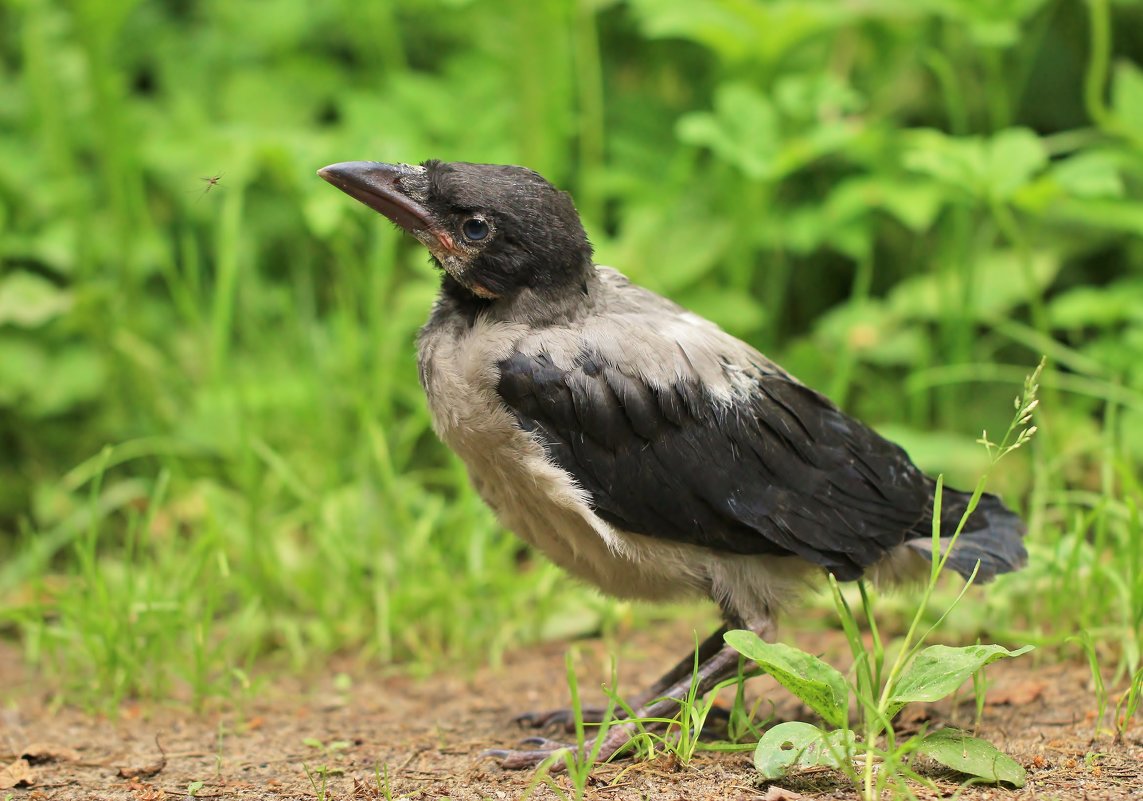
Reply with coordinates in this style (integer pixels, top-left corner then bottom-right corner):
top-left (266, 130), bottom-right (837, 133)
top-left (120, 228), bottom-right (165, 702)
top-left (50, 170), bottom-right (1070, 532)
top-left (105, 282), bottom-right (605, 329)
top-left (2, 621), bottom-right (1140, 801)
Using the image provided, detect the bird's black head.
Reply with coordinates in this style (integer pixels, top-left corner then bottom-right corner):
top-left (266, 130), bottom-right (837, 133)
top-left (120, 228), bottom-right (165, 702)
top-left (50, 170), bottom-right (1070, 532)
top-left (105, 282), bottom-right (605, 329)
top-left (318, 160), bottom-right (593, 303)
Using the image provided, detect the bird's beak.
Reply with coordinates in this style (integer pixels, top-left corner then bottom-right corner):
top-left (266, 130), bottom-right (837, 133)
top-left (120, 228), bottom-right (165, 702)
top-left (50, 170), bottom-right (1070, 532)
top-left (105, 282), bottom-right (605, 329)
top-left (318, 161), bottom-right (451, 246)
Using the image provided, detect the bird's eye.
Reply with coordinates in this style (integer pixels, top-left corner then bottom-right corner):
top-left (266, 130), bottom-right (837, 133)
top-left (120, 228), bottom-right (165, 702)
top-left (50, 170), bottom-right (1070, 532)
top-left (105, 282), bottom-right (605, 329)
top-left (462, 218), bottom-right (489, 242)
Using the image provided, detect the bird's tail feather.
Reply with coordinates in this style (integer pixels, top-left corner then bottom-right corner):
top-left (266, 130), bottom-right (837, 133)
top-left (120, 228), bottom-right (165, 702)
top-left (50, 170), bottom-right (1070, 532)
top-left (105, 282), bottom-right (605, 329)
top-left (905, 488), bottom-right (1027, 582)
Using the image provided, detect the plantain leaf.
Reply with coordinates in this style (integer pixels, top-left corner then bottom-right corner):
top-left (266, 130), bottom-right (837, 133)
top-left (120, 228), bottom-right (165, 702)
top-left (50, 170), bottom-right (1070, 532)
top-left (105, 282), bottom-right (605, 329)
top-left (916, 728), bottom-right (1026, 787)
top-left (725, 630), bottom-right (849, 729)
top-left (887, 644), bottom-right (1034, 718)
top-left (753, 721), bottom-right (855, 779)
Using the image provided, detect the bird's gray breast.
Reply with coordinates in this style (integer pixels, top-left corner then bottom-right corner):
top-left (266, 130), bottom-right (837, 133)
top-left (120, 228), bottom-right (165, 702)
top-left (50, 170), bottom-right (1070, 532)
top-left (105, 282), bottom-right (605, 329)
top-left (415, 314), bottom-right (619, 585)
top-left (414, 309), bottom-right (722, 602)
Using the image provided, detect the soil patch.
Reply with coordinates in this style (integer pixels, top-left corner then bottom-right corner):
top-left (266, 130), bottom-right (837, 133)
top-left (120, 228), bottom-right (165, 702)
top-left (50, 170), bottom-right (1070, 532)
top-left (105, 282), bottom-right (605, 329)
top-left (1, 623), bottom-right (1139, 800)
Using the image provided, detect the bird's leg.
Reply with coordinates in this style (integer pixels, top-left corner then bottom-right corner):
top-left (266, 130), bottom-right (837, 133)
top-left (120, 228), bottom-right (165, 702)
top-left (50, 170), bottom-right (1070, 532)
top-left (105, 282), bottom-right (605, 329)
top-left (492, 640), bottom-right (745, 769)
top-left (514, 625), bottom-right (729, 732)
top-left (630, 623), bottom-right (731, 706)
top-left (491, 619), bottom-right (774, 771)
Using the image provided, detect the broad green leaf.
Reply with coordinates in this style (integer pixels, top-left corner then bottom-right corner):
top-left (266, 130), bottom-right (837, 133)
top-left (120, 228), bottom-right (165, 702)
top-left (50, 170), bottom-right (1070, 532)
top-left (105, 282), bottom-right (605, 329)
top-left (33, 345), bottom-right (107, 416)
top-left (0, 272), bottom-right (73, 328)
top-left (986, 128), bottom-right (1048, 200)
top-left (0, 339), bottom-right (43, 403)
top-left (903, 129), bottom-right (984, 198)
top-left (812, 301), bottom-right (927, 368)
top-left (887, 644), bottom-right (1034, 718)
top-left (1049, 281), bottom-right (1143, 328)
top-left (782, 205), bottom-right (871, 258)
top-left (677, 83), bottom-right (779, 179)
top-left (825, 176), bottom-right (945, 233)
top-left (773, 72), bottom-right (864, 121)
top-left (1050, 151), bottom-right (1125, 200)
top-left (1037, 197), bottom-right (1143, 238)
top-left (928, 0), bottom-right (1049, 47)
top-left (677, 79), bottom-right (859, 183)
top-left (887, 249), bottom-right (1060, 323)
top-left (753, 721), bottom-right (855, 779)
top-left (629, 0), bottom-right (849, 66)
top-left (1112, 60), bottom-right (1143, 139)
top-left (0, 337), bottom-right (106, 415)
top-left (604, 205), bottom-right (732, 293)
top-left (724, 630), bottom-right (849, 728)
top-left (903, 128), bottom-right (1046, 202)
top-left (1081, 325), bottom-right (1143, 377)
top-left (916, 728), bottom-right (1026, 787)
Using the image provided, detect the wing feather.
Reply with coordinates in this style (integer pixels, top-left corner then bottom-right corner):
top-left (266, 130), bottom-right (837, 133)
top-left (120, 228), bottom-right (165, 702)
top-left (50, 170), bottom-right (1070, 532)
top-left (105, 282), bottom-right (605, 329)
top-left (496, 343), bottom-right (931, 580)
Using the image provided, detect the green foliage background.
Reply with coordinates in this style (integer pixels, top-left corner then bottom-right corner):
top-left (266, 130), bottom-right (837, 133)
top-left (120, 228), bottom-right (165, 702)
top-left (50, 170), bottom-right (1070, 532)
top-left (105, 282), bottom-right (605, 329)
top-left (1, 0), bottom-right (1141, 706)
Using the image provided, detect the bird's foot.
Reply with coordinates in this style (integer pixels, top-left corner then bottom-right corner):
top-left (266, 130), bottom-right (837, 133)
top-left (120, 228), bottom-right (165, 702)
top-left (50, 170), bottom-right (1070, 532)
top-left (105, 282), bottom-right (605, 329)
top-left (484, 727), bottom-right (636, 771)
top-left (513, 705), bottom-right (620, 732)
top-left (483, 737), bottom-right (576, 770)
top-left (491, 622), bottom-right (774, 772)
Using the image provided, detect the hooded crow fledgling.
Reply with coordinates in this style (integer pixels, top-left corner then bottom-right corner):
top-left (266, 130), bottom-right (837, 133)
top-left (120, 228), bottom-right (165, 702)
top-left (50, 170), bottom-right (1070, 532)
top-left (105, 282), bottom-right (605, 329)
top-left (318, 160), bottom-right (1027, 768)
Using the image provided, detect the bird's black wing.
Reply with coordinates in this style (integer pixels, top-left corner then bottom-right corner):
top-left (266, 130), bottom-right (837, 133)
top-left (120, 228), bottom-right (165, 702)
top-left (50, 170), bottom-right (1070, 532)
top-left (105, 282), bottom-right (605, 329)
top-left (496, 349), bottom-right (932, 580)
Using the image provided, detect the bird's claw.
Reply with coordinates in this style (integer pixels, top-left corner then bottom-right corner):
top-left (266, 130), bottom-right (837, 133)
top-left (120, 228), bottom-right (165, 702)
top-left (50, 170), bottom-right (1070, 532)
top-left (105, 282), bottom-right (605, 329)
top-left (482, 741), bottom-right (578, 771)
top-left (486, 725), bottom-right (639, 772)
top-left (513, 706), bottom-right (614, 731)
top-left (512, 709), bottom-right (568, 729)
top-left (518, 736), bottom-right (570, 749)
